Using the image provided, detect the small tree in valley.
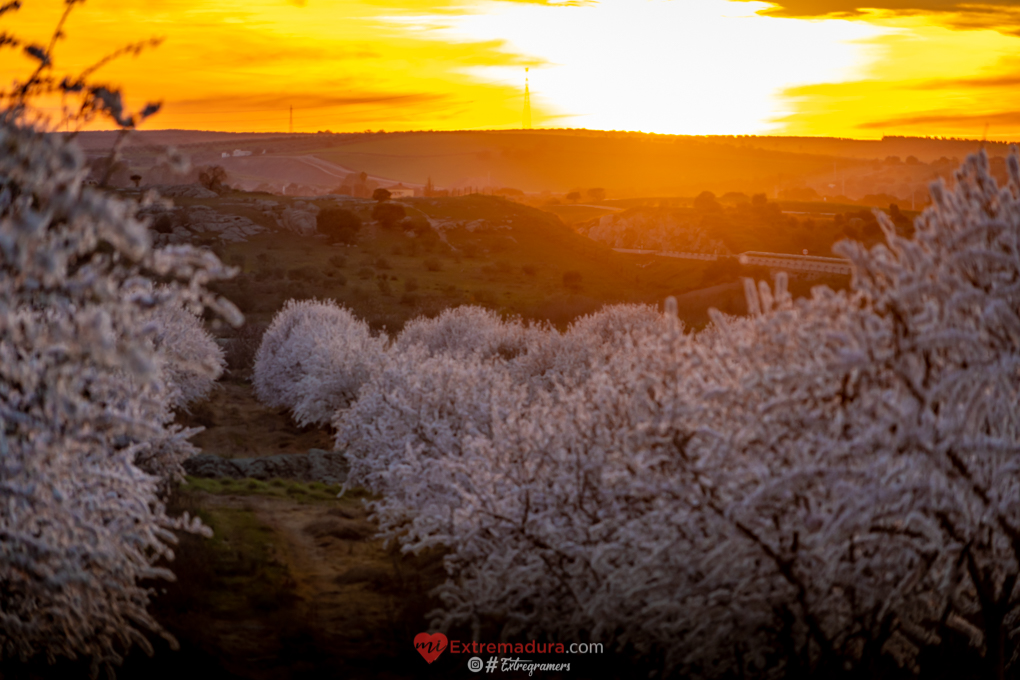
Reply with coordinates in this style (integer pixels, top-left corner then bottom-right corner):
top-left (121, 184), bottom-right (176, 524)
top-left (318, 207), bottom-right (362, 245)
top-left (372, 201), bottom-right (406, 229)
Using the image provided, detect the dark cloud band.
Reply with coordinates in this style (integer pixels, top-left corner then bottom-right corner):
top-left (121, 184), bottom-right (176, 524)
top-left (737, 0), bottom-right (1020, 18)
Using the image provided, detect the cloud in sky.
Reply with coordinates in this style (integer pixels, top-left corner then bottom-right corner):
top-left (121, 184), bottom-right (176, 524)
top-left (2, 0), bottom-right (1019, 138)
top-left (772, 13), bottom-right (1020, 139)
top-left (740, 0), bottom-right (1019, 16)
top-left (736, 0), bottom-right (1020, 37)
top-left (858, 109), bottom-right (1020, 130)
top-left (0, 0), bottom-right (541, 131)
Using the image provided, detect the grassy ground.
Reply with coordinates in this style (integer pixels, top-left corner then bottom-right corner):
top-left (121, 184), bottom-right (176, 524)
top-left (1, 479), bottom-right (454, 680)
top-left (144, 479), bottom-right (449, 680)
top-left (179, 372), bottom-right (333, 459)
top-left (205, 193), bottom-right (718, 333)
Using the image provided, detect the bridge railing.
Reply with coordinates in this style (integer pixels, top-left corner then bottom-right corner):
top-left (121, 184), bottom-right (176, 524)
top-left (612, 248), bottom-right (853, 275)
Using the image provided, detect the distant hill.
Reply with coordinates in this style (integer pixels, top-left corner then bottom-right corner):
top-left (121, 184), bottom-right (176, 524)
top-left (308, 130), bottom-right (847, 196)
top-left (72, 128), bottom-right (1008, 201)
top-left (699, 134), bottom-right (1015, 163)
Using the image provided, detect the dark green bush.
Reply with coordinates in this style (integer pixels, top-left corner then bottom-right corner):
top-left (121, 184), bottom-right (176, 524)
top-left (318, 208), bottom-right (362, 244)
top-left (372, 202), bottom-right (406, 228)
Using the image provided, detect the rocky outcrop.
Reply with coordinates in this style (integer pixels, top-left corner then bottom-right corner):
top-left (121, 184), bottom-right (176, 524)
top-left (183, 448), bottom-right (349, 485)
top-left (143, 203), bottom-right (268, 245)
top-left (185, 205), bottom-right (266, 242)
top-left (279, 201), bottom-right (320, 236)
top-left (155, 184), bottom-right (218, 199)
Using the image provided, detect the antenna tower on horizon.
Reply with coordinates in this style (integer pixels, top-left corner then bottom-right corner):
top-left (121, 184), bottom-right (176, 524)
top-left (289, 105), bottom-right (293, 134)
top-left (523, 68), bottom-right (532, 130)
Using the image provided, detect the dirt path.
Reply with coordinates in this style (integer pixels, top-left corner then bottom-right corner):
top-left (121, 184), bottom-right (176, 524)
top-left (179, 377), bottom-right (333, 459)
top-left (243, 493), bottom-right (397, 653)
top-left (152, 489), bottom-right (447, 680)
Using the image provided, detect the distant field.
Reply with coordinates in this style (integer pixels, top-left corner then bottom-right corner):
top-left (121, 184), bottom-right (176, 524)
top-left (303, 130), bottom-right (848, 196)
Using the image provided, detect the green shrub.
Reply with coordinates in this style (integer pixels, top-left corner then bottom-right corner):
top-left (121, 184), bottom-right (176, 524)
top-left (372, 202), bottom-right (406, 228)
top-left (318, 207), bottom-right (362, 244)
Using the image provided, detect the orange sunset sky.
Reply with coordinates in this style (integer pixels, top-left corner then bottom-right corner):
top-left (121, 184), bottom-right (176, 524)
top-left (2, 0), bottom-right (1020, 139)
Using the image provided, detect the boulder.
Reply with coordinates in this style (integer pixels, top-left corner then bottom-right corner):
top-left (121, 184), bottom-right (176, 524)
top-left (185, 205), bottom-right (266, 240)
top-left (220, 227), bottom-right (248, 242)
top-left (280, 207), bottom-right (318, 236)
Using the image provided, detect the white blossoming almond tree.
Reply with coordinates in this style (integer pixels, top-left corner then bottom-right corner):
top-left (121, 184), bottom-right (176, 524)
top-left (0, 4), bottom-right (240, 675)
top-left (394, 304), bottom-right (533, 360)
top-left (326, 152), bottom-right (1020, 678)
top-left (252, 298), bottom-right (386, 427)
top-left (148, 295), bottom-right (227, 411)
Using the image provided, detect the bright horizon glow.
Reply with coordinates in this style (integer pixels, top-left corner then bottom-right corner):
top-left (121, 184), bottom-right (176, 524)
top-left (387, 0), bottom-right (884, 135)
top-left (2, 0), bottom-right (1020, 140)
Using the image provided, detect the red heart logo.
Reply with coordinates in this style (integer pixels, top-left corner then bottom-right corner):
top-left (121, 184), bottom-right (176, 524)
top-left (414, 632), bottom-right (448, 664)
